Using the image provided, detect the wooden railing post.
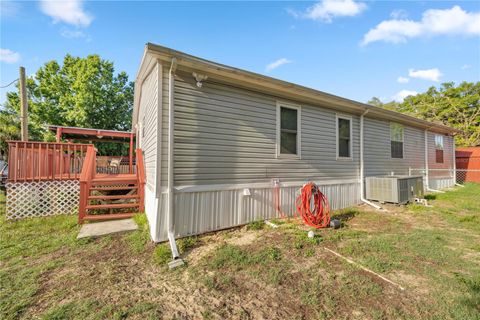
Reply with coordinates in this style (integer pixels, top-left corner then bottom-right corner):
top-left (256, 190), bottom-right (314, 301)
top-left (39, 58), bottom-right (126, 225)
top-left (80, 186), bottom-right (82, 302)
top-left (78, 145), bottom-right (96, 224)
top-left (129, 132), bottom-right (134, 174)
top-left (136, 149), bottom-right (145, 212)
top-left (79, 181), bottom-right (87, 224)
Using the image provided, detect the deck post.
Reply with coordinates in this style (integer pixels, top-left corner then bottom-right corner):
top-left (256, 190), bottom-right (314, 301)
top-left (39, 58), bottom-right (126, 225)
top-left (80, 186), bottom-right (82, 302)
top-left (129, 132), bottom-right (134, 174)
top-left (56, 127), bottom-right (62, 142)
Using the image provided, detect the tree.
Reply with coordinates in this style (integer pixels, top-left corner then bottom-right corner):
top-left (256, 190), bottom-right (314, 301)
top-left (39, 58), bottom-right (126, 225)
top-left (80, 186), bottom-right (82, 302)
top-left (367, 97), bottom-right (400, 112)
top-left (369, 82), bottom-right (480, 147)
top-left (1, 54), bottom-right (134, 156)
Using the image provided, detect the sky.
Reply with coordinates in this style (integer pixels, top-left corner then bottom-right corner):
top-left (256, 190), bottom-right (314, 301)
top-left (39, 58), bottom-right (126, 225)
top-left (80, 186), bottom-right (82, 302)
top-left (1, 0), bottom-right (479, 106)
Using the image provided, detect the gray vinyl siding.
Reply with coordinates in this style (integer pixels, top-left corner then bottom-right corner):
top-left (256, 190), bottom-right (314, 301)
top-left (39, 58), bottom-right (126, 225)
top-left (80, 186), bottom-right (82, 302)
top-left (427, 132), bottom-right (454, 178)
top-left (172, 70), bottom-right (359, 186)
top-left (160, 68), bottom-right (169, 187)
top-left (364, 117), bottom-right (425, 177)
top-left (138, 63), bottom-right (159, 190)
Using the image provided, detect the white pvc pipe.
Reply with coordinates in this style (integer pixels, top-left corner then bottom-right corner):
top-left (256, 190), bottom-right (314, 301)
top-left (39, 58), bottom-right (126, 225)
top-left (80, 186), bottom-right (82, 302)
top-left (359, 110), bottom-right (382, 210)
top-left (167, 57), bottom-right (180, 259)
top-left (427, 187), bottom-right (445, 193)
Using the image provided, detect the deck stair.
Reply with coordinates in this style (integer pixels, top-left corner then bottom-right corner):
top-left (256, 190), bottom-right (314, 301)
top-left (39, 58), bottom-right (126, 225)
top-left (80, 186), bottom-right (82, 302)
top-left (79, 147), bottom-right (145, 224)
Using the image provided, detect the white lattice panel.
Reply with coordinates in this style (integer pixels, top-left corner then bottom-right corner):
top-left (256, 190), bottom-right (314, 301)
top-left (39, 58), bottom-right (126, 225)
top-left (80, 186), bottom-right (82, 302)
top-left (6, 180), bottom-right (80, 220)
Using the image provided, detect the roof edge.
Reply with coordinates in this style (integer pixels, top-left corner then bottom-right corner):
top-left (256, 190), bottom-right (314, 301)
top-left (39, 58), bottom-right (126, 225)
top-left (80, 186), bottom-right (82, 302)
top-left (139, 43), bottom-right (461, 135)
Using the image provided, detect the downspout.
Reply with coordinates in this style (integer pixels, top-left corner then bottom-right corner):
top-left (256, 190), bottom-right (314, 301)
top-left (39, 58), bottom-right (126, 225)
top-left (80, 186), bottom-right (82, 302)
top-left (167, 57), bottom-right (180, 259)
top-left (359, 110), bottom-right (382, 210)
top-left (424, 128), bottom-right (444, 193)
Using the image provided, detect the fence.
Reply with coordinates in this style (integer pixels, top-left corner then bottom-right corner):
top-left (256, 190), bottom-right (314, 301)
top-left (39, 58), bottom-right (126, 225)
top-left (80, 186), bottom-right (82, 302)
top-left (409, 167), bottom-right (480, 189)
top-left (7, 141), bottom-right (92, 182)
top-left (456, 169), bottom-right (480, 184)
top-left (456, 151), bottom-right (480, 183)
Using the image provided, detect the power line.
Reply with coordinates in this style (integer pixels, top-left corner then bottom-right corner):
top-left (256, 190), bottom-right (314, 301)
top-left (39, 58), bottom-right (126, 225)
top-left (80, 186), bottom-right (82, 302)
top-left (0, 78), bottom-right (19, 89)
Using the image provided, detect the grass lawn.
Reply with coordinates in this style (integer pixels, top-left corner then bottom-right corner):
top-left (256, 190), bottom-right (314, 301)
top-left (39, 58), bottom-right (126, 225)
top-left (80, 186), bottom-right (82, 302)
top-left (1, 184), bottom-right (479, 319)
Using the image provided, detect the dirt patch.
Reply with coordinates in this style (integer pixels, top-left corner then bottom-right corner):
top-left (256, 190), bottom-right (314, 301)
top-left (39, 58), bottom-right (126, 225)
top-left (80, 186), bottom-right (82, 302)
top-left (12, 185), bottom-right (480, 320)
top-left (183, 227), bottom-right (261, 266)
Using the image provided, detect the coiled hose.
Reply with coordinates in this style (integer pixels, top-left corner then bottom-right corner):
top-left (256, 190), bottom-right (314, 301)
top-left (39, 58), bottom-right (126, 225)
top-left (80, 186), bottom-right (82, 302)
top-left (295, 182), bottom-right (331, 228)
top-left (274, 182), bottom-right (331, 228)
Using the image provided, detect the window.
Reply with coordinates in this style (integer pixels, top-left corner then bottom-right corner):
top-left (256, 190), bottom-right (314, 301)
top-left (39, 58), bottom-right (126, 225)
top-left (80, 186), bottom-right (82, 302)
top-left (336, 115), bottom-right (352, 159)
top-left (390, 123), bottom-right (404, 158)
top-left (276, 102), bottom-right (301, 157)
top-left (435, 134), bottom-right (444, 163)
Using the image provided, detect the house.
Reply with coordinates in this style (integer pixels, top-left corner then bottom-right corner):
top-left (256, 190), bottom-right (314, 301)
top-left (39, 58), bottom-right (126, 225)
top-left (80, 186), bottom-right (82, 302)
top-left (133, 43), bottom-right (459, 251)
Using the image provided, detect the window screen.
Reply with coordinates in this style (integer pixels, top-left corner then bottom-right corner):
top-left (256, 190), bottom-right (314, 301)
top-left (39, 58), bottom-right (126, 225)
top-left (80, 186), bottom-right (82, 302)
top-left (390, 123), bottom-right (404, 158)
top-left (338, 118), bottom-right (351, 158)
top-left (280, 107), bottom-right (298, 155)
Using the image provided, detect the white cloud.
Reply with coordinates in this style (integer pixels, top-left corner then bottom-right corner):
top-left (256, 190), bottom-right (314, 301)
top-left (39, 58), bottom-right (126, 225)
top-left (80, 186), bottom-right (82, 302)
top-left (0, 48), bottom-right (21, 64)
top-left (362, 6), bottom-right (480, 45)
top-left (408, 68), bottom-right (442, 82)
top-left (266, 58), bottom-right (292, 72)
top-left (392, 90), bottom-right (418, 102)
top-left (461, 64), bottom-right (471, 70)
top-left (397, 76), bottom-right (409, 83)
top-left (40, 0), bottom-right (93, 27)
top-left (290, 0), bottom-right (367, 23)
top-left (61, 29), bottom-right (86, 39)
top-left (390, 9), bottom-right (408, 20)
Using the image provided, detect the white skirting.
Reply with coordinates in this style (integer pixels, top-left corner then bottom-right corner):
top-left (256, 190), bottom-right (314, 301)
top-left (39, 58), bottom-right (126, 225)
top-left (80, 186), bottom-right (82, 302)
top-left (146, 181), bottom-right (361, 242)
top-left (5, 180), bottom-right (79, 219)
top-left (429, 177), bottom-right (455, 190)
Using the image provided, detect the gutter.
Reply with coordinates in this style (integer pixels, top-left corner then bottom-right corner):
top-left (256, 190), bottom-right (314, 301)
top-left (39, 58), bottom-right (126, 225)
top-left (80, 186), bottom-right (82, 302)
top-left (359, 110), bottom-right (382, 210)
top-left (167, 57), bottom-right (181, 261)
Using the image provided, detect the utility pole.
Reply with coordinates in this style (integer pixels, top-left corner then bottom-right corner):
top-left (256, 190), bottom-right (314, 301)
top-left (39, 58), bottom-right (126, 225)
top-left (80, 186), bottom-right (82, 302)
top-left (19, 66), bottom-right (28, 141)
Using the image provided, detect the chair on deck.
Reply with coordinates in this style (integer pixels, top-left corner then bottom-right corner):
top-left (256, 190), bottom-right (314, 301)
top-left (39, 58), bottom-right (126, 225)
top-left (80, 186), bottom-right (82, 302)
top-left (109, 158), bottom-right (121, 174)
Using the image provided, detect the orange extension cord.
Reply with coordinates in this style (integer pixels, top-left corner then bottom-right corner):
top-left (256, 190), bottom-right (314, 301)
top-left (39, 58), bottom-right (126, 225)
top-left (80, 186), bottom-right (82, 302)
top-left (295, 182), bottom-right (331, 228)
top-left (274, 182), bottom-right (331, 228)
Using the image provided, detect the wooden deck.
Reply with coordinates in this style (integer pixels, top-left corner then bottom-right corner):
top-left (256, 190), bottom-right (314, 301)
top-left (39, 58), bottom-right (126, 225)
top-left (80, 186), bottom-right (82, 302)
top-left (6, 141), bottom-right (145, 224)
top-left (93, 173), bottom-right (137, 180)
top-left (78, 148), bottom-right (145, 224)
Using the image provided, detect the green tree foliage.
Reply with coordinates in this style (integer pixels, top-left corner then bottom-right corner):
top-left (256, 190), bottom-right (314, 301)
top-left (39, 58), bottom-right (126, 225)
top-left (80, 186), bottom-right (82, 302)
top-left (369, 82), bottom-right (480, 147)
top-left (0, 54), bottom-right (134, 156)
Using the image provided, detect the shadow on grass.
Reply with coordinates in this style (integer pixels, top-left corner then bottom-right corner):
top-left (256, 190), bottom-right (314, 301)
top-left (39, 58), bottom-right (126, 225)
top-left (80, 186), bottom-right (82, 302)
top-left (331, 208), bottom-right (358, 222)
top-left (424, 194), bottom-right (437, 200)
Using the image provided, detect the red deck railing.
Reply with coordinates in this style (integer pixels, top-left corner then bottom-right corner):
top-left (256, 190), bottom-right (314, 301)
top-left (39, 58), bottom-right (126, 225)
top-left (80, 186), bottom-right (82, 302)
top-left (7, 141), bottom-right (92, 182)
top-left (7, 141), bottom-right (145, 223)
top-left (78, 145), bottom-right (97, 223)
top-left (96, 156), bottom-right (136, 174)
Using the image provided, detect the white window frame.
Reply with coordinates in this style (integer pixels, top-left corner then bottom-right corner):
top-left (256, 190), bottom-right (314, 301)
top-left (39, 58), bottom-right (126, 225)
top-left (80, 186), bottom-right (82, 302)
top-left (435, 134), bottom-right (444, 163)
top-left (435, 134), bottom-right (444, 150)
top-left (276, 101), bottom-right (301, 159)
top-left (335, 114), bottom-right (353, 160)
top-left (390, 122), bottom-right (404, 159)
